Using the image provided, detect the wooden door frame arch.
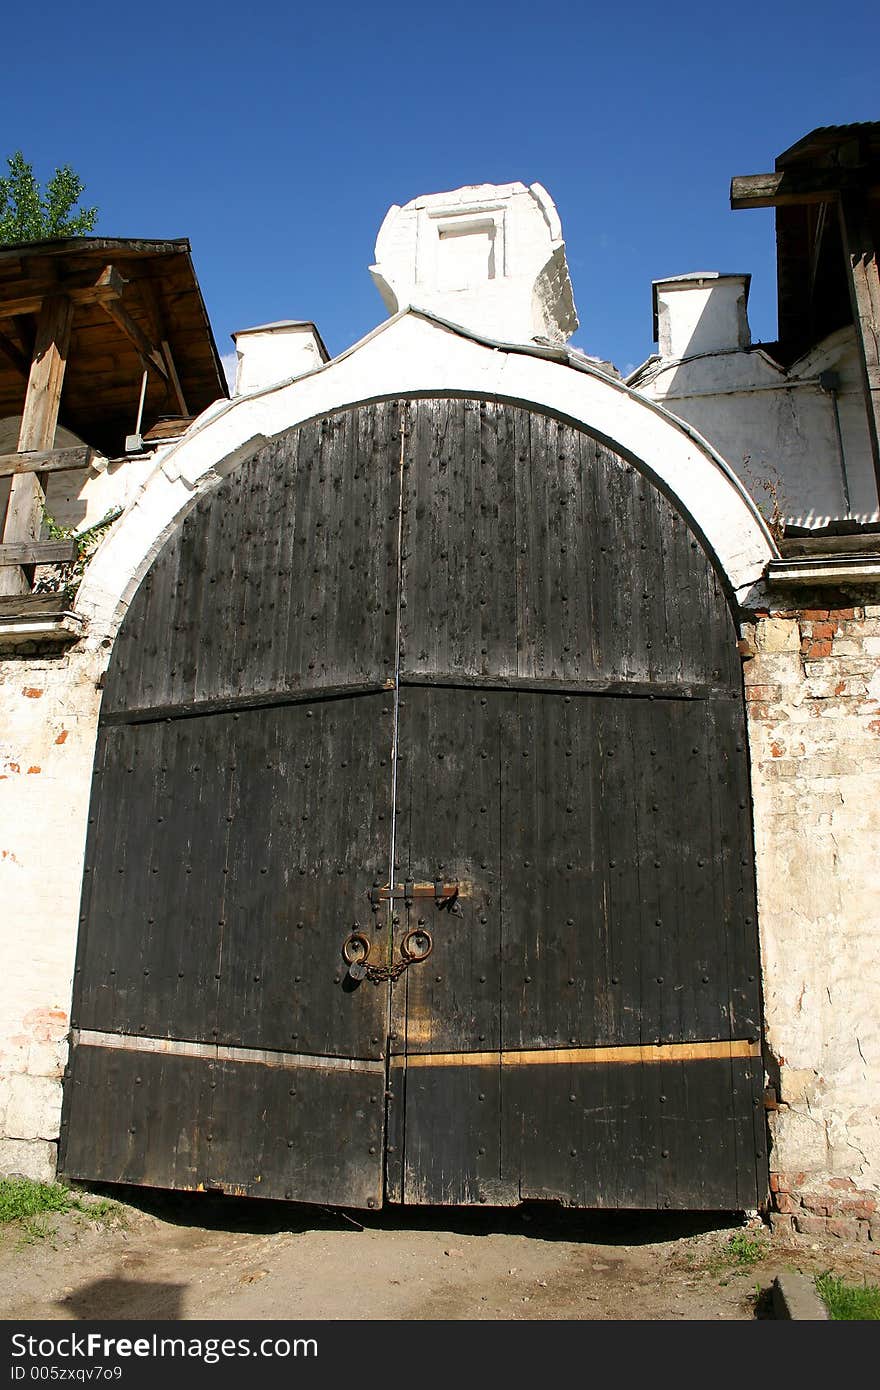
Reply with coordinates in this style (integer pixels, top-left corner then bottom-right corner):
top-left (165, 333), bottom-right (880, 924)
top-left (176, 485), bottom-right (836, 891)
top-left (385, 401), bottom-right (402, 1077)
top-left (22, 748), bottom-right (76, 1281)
top-left (75, 309), bottom-right (776, 658)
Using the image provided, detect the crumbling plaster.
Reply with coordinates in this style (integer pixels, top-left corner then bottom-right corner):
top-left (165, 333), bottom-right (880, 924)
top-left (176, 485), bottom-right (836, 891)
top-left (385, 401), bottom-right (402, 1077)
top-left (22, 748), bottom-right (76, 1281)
top-left (632, 324), bottom-right (877, 527)
top-left (744, 605), bottom-right (880, 1223)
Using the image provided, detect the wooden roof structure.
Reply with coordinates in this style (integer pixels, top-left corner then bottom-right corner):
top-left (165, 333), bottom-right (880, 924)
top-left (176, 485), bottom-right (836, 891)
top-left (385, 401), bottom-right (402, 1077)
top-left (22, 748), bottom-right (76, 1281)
top-left (731, 122), bottom-right (880, 505)
top-left (0, 237), bottom-right (228, 601)
top-left (0, 237), bottom-right (227, 457)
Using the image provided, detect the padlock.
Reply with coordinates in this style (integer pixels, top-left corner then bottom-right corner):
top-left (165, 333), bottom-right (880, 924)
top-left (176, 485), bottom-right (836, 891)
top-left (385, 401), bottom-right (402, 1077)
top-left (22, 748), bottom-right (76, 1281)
top-left (347, 961), bottom-right (367, 982)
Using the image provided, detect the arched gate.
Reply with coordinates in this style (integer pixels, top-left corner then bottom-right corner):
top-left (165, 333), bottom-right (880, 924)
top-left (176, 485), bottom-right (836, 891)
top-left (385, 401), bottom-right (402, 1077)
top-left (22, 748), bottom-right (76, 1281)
top-left (61, 398), bottom-right (766, 1209)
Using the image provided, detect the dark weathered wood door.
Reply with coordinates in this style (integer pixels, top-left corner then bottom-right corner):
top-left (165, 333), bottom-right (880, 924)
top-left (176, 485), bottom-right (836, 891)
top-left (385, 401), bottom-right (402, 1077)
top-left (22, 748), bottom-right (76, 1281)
top-left (61, 397), bottom-right (766, 1211)
top-left (62, 405), bottom-right (403, 1206)
top-left (386, 400), bottom-right (765, 1209)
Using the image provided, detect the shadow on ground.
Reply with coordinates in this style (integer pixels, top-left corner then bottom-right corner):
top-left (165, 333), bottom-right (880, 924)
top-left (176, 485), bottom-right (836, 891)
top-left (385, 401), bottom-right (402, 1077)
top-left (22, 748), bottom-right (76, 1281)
top-left (73, 1181), bottom-right (743, 1247)
top-left (57, 1278), bottom-right (186, 1320)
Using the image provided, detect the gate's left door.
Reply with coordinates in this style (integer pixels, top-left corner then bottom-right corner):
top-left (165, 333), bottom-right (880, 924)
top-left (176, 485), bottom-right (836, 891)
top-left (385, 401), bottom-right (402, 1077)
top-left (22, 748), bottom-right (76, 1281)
top-left (60, 403), bottom-right (403, 1207)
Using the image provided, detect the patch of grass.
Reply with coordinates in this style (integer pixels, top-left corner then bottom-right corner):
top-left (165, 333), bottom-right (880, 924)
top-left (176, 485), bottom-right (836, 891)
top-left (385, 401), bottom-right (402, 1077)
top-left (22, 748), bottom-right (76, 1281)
top-left (0, 1179), bottom-right (125, 1244)
top-left (727, 1231), bottom-right (766, 1267)
top-left (815, 1272), bottom-right (880, 1321)
top-left (0, 1178), bottom-right (76, 1223)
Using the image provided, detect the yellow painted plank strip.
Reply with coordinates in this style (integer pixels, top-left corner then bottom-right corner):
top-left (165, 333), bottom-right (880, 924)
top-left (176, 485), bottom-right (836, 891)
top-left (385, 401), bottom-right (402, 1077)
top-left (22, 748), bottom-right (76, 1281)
top-left (390, 1040), bottom-right (760, 1069)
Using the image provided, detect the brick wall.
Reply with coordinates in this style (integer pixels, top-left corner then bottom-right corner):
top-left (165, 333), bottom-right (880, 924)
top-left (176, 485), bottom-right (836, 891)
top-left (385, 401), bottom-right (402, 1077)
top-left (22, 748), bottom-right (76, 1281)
top-left (742, 599), bottom-right (880, 1240)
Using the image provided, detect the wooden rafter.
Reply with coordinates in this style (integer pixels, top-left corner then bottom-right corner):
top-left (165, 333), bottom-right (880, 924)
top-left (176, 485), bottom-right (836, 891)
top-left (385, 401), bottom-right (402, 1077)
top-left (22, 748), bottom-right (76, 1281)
top-left (0, 265), bottom-right (125, 321)
top-left (135, 275), bottom-right (188, 414)
top-left (99, 287), bottom-right (169, 383)
top-left (731, 166), bottom-right (880, 210)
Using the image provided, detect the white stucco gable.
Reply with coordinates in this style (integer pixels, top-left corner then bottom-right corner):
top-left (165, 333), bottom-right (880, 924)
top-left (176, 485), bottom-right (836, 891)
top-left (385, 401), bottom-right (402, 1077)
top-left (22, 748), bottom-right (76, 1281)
top-left (75, 310), bottom-right (776, 653)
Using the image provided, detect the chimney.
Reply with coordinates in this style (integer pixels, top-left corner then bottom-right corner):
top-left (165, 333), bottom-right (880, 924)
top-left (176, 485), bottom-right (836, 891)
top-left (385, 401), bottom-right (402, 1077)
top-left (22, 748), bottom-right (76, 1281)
top-left (652, 273), bottom-right (751, 360)
top-left (370, 182), bottom-right (578, 346)
top-left (232, 321), bottom-right (329, 395)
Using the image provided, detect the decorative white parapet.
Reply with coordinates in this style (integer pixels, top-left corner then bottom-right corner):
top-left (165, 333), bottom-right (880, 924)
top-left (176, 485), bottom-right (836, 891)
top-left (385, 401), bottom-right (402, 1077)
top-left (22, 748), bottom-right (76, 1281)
top-left (370, 182), bottom-right (578, 346)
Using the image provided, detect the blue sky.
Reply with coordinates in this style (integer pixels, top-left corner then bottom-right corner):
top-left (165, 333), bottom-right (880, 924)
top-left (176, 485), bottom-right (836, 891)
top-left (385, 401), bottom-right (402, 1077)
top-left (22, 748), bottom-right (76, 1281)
top-left (4, 1), bottom-right (878, 379)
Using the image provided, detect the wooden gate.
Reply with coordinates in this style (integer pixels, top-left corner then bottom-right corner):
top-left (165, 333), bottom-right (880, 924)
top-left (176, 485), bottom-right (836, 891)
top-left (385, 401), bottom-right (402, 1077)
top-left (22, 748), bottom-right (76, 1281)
top-left (60, 398), bottom-right (767, 1210)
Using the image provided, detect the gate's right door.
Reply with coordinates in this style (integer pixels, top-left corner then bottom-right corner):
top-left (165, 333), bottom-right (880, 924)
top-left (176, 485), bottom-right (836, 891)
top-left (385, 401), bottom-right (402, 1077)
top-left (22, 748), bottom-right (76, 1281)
top-left (387, 398), bottom-right (766, 1210)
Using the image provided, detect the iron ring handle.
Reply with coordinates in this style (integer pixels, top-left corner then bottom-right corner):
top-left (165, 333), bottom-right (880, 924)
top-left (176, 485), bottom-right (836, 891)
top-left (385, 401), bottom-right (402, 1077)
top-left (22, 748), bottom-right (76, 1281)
top-left (342, 931), bottom-right (371, 965)
top-left (400, 927), bottom-right (433, 962)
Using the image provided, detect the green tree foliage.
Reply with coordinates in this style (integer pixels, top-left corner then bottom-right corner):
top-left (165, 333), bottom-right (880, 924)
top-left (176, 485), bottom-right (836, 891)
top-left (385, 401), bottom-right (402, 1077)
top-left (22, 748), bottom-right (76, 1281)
top-left (0, 151), bottom-right (98, 245)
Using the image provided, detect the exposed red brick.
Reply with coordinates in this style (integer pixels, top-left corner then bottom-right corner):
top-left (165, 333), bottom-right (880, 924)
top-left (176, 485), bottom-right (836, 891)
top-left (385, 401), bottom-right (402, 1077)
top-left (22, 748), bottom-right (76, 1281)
top-left (831, 608), bottom-right (856, 620)
top-left (804, 639), bottom-right (832, 658)
top-left (828, 1177), bottom-right (856, 1190)
top-left (54, 729), bottom-right (68, 745)
top-left (8, 763), bottom-right (19, 774)
top-left (770, 742), bottom-right (784, 758)
top-left (793, 1213), bottom-right (827, 1236)
top-left (26, 766), bottom-right (41, 775)
top-left (769, 1212), bottom-right (794, 1236)
top-left (801, 1196), bottom-right (833, 1217)
top-left (769, 1173), bottom-right (781, 1193)
top-left (839, 1200), bottom-right (877, 1219)
top-left (801, 610), bottom-right (830, 621)
top-left (22, 688), bottom-right (43, 699)
top-left (826, 1217), bottom-right (862, 1241)
top-left (774, 1192), bottom-right (797, 1214)
top-left (737, 638), bottom-right (756, 658)
top-left (810, 622), bottom-right (836, 640)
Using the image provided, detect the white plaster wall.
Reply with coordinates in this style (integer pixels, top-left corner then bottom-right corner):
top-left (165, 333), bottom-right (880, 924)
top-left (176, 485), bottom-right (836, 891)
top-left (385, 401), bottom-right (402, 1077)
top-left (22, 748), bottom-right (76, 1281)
top-left (0, 648), bottom-right (103, 1181)
top-left (632, 326), bottom-right (877, 526)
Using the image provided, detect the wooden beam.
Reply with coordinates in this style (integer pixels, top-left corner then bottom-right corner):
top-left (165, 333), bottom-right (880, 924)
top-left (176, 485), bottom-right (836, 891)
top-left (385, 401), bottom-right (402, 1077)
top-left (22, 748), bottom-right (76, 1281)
top-left (0, 266), bottom-right (125, 321)
top-left (137, 276), bottom-right (188, 414)
top-left (99, 294), bottom-right (169, 381)
top-left (0, 446), bottom-right (95, 478)
top-left (0, 540), bottom-right (77, 566)
top-left (0, 294), bottom-right (73, 597)
top-left (731, 166), bottom-right (880, 210)
top-left (0, 326), bottom-right (29, 377)
top-left (839, 193), bottom-right (880, 505)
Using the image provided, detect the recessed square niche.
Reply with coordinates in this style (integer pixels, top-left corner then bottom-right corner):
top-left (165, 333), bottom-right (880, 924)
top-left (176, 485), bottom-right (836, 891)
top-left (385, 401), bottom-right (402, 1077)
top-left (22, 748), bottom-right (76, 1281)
top-left (435, 217), bottom-right (500, 290)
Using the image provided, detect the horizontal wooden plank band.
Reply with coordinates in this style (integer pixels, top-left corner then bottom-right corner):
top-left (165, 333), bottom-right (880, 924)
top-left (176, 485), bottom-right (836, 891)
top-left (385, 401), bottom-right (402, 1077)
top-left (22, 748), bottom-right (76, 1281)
top-left (71, 1029), bottom-right (385, 1075)
top-left (0, 446), bottom-right (96, 478)
top-left (100, 679), bottom-right (392, 726)
top-left (0, 540), bottom-right (78, 566)
top-left (399, 672), bottom-right (729, 701)
top-left (390, 1040), bottom-right (761, 1069)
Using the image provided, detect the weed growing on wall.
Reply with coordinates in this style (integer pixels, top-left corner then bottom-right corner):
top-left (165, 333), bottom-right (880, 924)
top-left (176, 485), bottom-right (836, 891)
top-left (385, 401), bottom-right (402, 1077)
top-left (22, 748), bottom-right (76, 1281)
top-left (35, 506), bottom-right (122, 604)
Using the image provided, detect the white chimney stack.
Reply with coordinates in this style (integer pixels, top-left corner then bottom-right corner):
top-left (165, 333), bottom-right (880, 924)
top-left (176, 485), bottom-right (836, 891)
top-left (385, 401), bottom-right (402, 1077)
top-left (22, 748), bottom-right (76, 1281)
top-left (232, 321), bottom-right (329, 395)
top-left (653, 273), bottom-right (751, 360)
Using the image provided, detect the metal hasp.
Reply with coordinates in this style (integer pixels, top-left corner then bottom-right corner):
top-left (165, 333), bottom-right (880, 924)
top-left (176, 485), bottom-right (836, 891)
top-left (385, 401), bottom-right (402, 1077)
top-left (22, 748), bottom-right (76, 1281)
top-left (61, 397), bottom-right (764, 1214)
top-left (369, 880), bottom-right (462, 908)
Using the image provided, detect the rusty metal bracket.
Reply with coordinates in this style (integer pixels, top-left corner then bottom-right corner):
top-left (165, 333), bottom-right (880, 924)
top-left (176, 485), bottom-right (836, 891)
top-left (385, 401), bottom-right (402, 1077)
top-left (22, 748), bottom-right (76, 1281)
top-left (368, 880), bottom-right (463, 907)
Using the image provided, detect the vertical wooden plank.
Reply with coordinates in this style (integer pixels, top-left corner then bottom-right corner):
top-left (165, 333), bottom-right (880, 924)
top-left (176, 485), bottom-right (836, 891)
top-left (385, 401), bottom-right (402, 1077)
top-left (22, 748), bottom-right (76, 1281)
top-left (0, 294), bottom-right (74, 596)
top-left (218, 696), bottom-right (390, 1061)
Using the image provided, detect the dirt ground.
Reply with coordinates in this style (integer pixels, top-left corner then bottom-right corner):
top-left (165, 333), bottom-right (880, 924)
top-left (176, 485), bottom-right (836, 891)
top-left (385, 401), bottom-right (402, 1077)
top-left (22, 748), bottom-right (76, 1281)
top-left (1, 1189), bottom-right (878, 1322)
